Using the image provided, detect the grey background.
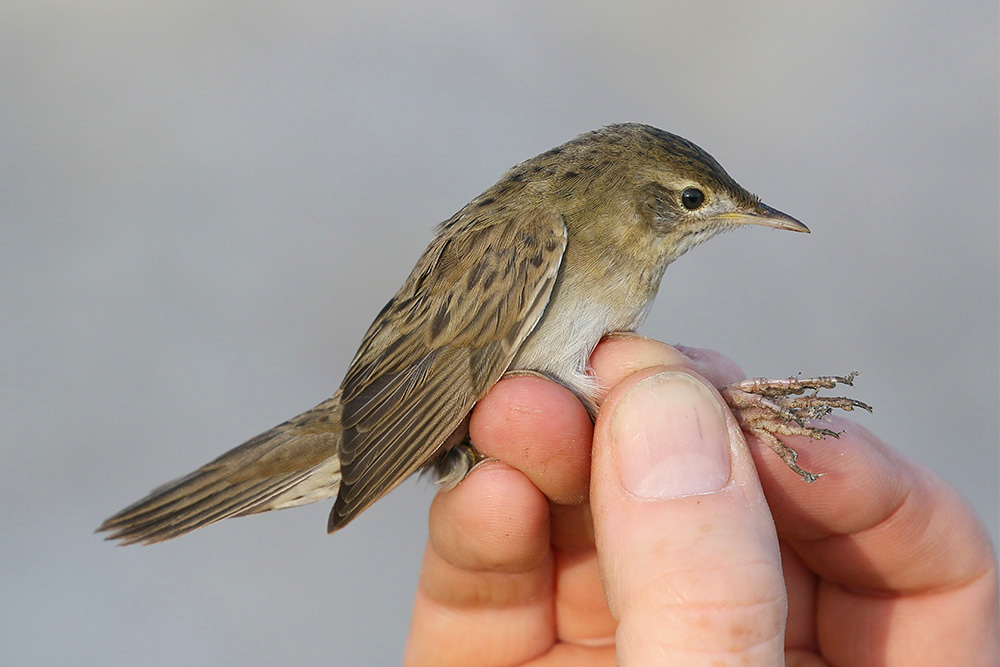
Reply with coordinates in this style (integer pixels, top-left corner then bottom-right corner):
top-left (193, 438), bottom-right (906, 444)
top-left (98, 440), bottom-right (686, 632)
top-left (2, 1), bottom-right (997, 665)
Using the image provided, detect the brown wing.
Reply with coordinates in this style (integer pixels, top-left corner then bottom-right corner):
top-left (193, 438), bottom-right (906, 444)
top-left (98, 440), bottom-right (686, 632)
top-left (330, 209), bottom-right (567, 531)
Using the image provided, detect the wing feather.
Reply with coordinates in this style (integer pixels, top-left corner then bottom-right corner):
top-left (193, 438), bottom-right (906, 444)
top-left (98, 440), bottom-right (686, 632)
top-left (330, 209), bottom-right (567, 530)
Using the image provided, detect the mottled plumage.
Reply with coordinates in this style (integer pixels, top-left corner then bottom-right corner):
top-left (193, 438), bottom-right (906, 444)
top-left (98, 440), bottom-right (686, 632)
top-left (99, 123), bottom-right (812, 545)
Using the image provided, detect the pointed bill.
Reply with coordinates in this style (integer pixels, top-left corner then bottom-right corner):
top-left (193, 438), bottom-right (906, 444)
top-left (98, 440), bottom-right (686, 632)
top-left (719, 202), bottom-right (810, 233)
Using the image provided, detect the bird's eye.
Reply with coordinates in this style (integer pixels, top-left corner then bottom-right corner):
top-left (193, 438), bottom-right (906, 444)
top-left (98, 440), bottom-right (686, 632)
top-left (681, 188), bottom-right (706, 210)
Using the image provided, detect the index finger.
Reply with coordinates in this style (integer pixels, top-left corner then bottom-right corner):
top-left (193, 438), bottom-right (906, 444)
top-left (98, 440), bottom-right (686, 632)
top-left (755, 418), bottom-right (998, 664)
top-left (751, 418), bottom-right (995, 595)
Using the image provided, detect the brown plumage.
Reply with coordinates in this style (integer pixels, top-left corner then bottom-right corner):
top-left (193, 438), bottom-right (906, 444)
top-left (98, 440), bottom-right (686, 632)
top-left (99, 123), bottom-right (816, 545)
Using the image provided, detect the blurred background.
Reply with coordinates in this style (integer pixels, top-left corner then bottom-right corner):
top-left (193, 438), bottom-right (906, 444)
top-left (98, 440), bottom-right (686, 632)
top-left (2, 1), bottom-right (996, 664)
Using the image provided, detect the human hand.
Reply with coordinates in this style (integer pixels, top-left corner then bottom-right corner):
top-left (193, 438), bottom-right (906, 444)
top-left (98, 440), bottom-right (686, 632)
top-left (404, 336), bottom-right (999, 665)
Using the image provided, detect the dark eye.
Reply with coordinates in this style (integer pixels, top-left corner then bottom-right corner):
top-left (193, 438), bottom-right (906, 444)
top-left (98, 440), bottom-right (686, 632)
top-left (681, 187), bottom-right (705, 210)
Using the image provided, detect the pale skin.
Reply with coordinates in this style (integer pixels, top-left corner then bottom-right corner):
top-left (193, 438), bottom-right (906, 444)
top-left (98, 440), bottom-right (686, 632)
top-left (405, 337), bottom-right (999, 665)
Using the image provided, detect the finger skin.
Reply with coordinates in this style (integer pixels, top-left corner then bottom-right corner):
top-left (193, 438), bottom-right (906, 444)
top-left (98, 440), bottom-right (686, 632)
top-left (591, 366), bottom-right (787, 664)
top-left (748, 419), bottom-right (999, 665)
top-left (406, 375), bottom-right (612, 666)
top-left (406, 460), bottom-right (556, 667)
top-left (595, 338), bottom-right (999, 665)
top-left (593, 334), bottom-right (744, 388)
top-left (471, 374), bottom-right (594, 506)
top-left (407, 337), bottom-right (999, 665)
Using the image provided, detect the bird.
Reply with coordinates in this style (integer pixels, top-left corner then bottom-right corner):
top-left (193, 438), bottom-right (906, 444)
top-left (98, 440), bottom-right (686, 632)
top-left (98, 123), bottom-right (867, 546)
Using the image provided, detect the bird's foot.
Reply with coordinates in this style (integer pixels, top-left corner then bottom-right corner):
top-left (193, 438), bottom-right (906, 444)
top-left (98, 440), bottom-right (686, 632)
top-left (719, 372), bottom-right (872, 482)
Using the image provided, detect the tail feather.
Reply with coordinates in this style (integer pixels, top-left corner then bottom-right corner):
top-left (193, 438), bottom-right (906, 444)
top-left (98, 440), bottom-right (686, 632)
top-left (101, 469), bottom-right (318, 545)
top-left (98, 397), bottom-right (343, 545)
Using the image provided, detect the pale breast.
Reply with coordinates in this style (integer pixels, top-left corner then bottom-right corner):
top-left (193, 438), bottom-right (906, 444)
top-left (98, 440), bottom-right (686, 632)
top-left (508, 277), bottom-right (654, 414)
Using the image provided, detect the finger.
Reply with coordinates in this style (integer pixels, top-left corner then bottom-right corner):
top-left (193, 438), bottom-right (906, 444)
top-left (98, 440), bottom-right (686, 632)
top-left (672, 343), bottom-right (746, 386)
top-left (750, 418), bottom-right (999, 665)
top-left (591, 367), bottom-right (787, 664)
top-left (408, 374), bottom-right (616, 665)
top-left (779, 541), bottom-right (818, 651)
top-left (470, 374), bottom-right (594, 507)
top-left (406, 460), bottom-right (554, 666)
top-left (470, 375), bottom-right (616, 644)
top-left (592, 336), bottom-right (745, 389)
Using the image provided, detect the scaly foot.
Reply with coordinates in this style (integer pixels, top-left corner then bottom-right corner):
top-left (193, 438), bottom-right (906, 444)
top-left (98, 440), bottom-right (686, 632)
top-left (720, 373), bottom-right (872, 482)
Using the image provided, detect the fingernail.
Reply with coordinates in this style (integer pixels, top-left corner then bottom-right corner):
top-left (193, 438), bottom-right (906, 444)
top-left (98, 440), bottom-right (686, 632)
top-left (612, 372), bottom-right (731, 499)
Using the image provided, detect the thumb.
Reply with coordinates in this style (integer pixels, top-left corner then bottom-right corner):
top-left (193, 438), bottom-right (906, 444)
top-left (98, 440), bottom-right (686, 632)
top-left (591, 368), bottom-right (787, 665)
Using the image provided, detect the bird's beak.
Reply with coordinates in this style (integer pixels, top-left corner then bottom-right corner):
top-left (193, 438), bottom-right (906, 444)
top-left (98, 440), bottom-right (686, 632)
top-left (718, 202), bottom-right (810, 233)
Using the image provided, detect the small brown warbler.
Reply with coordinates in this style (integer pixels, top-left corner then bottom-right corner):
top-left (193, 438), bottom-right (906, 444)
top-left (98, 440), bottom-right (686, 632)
top-left (99, 123), bottom-right (868, 545)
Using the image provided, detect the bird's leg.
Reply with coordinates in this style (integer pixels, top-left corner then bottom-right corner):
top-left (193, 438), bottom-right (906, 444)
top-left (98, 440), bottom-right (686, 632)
top-left (719, 373), bottom-right (872, 482)
top-left (422, 414), bottom-right (485, 491)
top-left (429, 439), bottom-right (485, 491)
